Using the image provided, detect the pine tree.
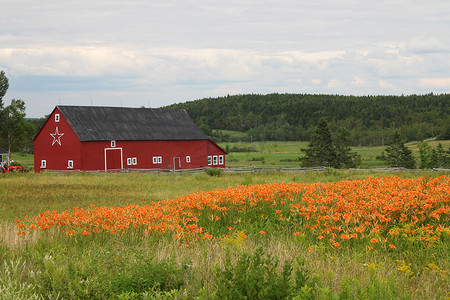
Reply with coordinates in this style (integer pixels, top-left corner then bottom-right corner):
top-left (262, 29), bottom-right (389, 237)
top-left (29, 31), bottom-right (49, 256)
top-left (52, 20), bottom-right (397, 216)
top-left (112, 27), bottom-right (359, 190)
top-left (384, 131), bottom-right (415, 168)
top-left (334, 128), bottom-right (357, 168)
top-left (301, 118), bottom-right (337, 167)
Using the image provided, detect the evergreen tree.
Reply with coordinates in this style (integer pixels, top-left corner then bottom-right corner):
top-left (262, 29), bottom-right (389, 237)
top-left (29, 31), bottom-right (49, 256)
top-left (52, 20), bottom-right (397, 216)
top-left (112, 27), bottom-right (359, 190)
top-left (384, 131), bottom-right (415, 168)
top-left (430, 143), bottom-right (449, 168)
top-left (418, 142), bottom-right (432, 169)
top-left (301, 118), bottom-right (337, 167)
top-left (333, 128), bottom-right (357, 168)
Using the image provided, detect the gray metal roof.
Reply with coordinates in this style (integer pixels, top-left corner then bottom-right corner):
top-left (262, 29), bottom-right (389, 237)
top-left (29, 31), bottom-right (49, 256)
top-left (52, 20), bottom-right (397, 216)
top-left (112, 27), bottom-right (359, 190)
top-left (57, 106), bottom-right (209, 141)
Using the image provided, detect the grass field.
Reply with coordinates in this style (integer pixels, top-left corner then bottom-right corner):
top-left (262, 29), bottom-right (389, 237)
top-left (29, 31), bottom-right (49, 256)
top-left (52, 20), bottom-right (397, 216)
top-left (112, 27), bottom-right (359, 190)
top-left (0, 170), bottom-right (449, 299)
top-left (220, 140), bottom-right (450, 169)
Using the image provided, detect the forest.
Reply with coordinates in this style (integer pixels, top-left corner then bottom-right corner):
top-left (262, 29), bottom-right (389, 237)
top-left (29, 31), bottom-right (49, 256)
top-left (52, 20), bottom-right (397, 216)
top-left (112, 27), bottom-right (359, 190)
top-left (167, 93), bottom-right (450, 146)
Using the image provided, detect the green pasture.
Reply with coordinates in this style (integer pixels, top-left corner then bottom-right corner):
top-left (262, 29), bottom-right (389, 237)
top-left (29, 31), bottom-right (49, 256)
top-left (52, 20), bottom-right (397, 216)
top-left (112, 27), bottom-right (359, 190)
top-left (0, 171), bottom-right (448, 299)
top-left (220, 140), bottom-right (450, 169)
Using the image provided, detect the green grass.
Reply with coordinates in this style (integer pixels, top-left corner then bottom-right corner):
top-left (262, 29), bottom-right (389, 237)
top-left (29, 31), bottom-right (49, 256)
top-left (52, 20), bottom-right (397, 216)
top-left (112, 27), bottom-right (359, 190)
top-left (0, 171), bottom-right (449, 299)
top-left (220, 140), bottom-right (450, 169)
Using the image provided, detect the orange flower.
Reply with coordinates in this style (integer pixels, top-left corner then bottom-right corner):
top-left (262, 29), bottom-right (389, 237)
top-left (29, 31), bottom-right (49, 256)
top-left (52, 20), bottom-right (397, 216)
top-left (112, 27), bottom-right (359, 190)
top-left (259, 231), bottom-right (266, 235)
top-left (317, 235), bottom-right (324, 240)
top-left (293, 232), bottom-right (300, 237)
top-left (389, 244), bottom-right (396, 249)
top-left (370, 238), bottom-right (377, 243)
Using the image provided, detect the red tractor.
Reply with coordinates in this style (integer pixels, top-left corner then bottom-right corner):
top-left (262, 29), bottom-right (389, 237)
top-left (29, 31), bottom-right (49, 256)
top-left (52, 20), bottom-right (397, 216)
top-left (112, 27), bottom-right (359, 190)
top-left (0, 165), bottom-right (23, 173)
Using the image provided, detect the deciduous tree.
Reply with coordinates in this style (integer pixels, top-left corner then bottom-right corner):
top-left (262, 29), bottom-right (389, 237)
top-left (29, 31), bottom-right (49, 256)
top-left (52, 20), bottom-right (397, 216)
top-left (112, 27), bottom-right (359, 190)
top-left (0, 99), bottom-right (34, 153)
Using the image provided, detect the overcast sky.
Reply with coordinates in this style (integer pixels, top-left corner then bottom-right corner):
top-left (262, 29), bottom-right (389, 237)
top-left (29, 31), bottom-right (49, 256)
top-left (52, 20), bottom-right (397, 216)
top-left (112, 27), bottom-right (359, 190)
top-left (1, 0), bottom-right (450, 118)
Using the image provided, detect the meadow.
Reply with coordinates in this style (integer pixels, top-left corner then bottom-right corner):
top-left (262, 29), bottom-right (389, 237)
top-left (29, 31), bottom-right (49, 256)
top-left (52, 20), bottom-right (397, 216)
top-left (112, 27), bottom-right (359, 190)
top-left (0, 170), bottom-right (449, 299)
top-left (220, 140), bottom-right (450, 169)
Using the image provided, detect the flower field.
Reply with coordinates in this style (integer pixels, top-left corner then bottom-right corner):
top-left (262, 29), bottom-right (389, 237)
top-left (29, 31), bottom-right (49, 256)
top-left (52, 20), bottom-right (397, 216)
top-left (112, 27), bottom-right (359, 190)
top-left (3, 173), bottom-right (449, 299)
top-left (17, 176), bottom-right (449, 251)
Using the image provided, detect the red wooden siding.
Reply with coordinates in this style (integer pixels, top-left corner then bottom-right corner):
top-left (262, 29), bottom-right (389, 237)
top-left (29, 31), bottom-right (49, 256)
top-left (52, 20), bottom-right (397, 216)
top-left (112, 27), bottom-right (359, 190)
top-left (34, 108), bottom-right (82, 172)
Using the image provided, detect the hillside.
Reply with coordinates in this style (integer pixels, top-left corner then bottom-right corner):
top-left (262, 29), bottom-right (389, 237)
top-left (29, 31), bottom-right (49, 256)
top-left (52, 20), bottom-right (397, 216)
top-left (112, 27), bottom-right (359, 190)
top-left (167, 93), bottom-right (450, 146)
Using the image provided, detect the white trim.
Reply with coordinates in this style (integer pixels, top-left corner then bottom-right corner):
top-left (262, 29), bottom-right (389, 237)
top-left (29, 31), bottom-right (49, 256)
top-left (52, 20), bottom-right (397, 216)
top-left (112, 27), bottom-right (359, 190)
top-left (41, 159), bottom-right (46, 169)
top-left (186, 156), bottom-right (191, 163)
top-left (127, 158), bottom-right (132, 165)
top-left (104, 147), bottom-right (123, 170)
top-left (207, 156), bottom-right (212, 165)
top-left (111, 140), bottom-right (116, 147)
top-left (213, 155), bottom-right (218, 165)
top-left (67, 160), bottom-right (73, 169)
top-left (132, 157), bottom-right (137, 165)
top-left (173, 157), bottom-right (181, 170)
top-left (158, 156), bottom-right (162, 164)
top-left (219, 155), bottom-right (224, 165)
top-left (55, 114), bottom-right (60, 122)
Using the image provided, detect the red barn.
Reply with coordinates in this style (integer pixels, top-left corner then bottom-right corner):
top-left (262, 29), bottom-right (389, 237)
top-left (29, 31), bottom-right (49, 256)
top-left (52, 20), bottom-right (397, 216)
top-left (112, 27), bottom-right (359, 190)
top-left (33, 106), bottom-right (227, 173)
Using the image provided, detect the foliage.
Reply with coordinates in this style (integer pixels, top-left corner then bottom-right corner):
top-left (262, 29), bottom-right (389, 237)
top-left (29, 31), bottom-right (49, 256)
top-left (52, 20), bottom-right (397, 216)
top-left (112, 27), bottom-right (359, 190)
top-left (0, 100), bottom-right (34, 153)
top-left (167, 93), bottom-right (450, 145)
top-left (0, 70), bottom-right (8, 107)
top-left (214, 247), bottom-right (295, 299)
top-left (334, 128), bottom-right (357, 168)
top-left (301, 119), bottom-right (357, 168)
top-left (384, 131), bottom-right (416, 168)
top-left (301, 118), bottom-right (337, 168)
top-left (418, 142), bottom-right (450, 169)
top-left (206, 167), bottom-right (223, 176)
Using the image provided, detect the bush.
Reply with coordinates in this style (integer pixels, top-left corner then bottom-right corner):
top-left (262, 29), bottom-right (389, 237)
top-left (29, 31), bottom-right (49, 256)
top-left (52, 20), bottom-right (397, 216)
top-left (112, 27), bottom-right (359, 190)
top-left (206, 168), bottom-right (222, 177)
top-left (214, 247), bottom-right (302, 299)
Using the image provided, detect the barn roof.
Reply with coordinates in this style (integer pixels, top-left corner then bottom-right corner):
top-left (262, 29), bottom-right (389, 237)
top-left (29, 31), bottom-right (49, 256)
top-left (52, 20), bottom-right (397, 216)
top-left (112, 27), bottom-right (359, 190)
top-left (57, 106), bottom-right (209, 141)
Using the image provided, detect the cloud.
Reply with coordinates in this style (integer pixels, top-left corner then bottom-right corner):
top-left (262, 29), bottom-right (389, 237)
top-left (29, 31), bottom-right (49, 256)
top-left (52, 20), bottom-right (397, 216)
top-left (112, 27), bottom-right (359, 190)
top-left (2, 0), bottom-right (450, 117)
top-left (419, 78), bottom-right (450, 88)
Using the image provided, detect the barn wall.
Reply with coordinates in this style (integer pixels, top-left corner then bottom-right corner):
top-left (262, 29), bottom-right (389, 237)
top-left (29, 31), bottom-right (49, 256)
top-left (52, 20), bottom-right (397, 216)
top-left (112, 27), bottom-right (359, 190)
top-left (80, 139), bottom-right (226, 171)
top-left (33, 108), bottom-right (81, 172)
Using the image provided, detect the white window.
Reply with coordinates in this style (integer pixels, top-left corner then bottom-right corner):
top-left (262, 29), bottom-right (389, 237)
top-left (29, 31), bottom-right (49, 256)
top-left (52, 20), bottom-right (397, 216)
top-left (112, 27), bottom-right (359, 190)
top-left (208, 156), bottom-right (212, 165)
top-left (219, 155), bottom-right (224, 165)
top-left (213, 156), bottom-right (218, 165)
top-left (41, 160), bottom-right (46, 168)
top-left (67, 160), bottom-right (73, 169)
top-left (127, 158), bottom-right (132, 165)
top-left (153, 156), bottom-right (162, 164)
top-left (132, 157), bottom-right (137, 165)
top-left (157, 156), bottom-right (162, 164)
top-left (186, 156), bottom-right (191, 163)
top-left (111, 140), bottom-right (116, 147)
top-left (55, 114), bottom-right (60, 122)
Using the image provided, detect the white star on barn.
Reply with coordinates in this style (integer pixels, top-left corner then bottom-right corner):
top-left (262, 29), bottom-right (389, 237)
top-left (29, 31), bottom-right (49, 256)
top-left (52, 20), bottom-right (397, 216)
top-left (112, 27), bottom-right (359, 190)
top-left (50, 127), bottom-right (64, 146)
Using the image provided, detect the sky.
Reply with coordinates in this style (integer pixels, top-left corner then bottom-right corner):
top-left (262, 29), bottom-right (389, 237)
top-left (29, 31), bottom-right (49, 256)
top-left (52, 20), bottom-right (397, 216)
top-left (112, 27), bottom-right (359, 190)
top-left (1, 0), bottom-right (450, 118)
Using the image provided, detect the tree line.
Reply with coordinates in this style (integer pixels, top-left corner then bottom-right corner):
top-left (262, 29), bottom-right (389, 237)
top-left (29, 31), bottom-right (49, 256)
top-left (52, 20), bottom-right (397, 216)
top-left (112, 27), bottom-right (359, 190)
top-left (301, 119), bottom-right (450, 169)
top-left (167, 93), bottom-right (449, 146)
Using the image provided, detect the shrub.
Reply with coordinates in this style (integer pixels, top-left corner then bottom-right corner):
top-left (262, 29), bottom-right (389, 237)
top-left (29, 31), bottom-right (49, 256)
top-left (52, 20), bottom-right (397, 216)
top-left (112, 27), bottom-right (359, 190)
top-left (206, 168), bottom-right (222, 177)
top-left (214, 247), bottom-right (298, 299)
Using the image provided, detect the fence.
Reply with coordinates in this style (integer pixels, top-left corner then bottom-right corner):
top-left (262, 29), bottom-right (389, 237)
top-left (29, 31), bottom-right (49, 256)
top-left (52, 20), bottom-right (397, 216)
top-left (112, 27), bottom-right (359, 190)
top-left (46, 166), bottom-right (450, 175)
